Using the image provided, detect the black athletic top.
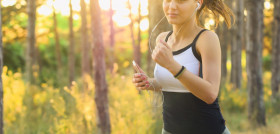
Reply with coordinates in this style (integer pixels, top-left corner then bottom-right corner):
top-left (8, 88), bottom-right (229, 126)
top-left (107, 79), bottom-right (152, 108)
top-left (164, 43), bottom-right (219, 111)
top-left (159, 29), bottom-right (226, 134)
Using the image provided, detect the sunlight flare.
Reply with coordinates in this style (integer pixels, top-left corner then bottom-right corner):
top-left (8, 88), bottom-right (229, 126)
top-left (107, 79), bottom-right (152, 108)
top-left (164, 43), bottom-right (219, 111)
top-left (38, 5), bottom-right (53, 16)
top-left (140, 18), bottom-right (149, 31)
top-left (264, 0), bottom-right (271, 9)
top-left (5, 0), bottom-right (149, 27)
top-left (1, 0), bottom-right (16, 7)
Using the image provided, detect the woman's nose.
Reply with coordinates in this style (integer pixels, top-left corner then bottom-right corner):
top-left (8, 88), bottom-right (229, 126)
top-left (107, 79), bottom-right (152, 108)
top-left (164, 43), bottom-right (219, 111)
top-left (169, 1), bottom-right (177, 9)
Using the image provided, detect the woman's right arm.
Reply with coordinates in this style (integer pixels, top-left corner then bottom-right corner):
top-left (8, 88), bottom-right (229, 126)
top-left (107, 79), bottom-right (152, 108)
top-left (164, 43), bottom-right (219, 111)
top-left (132, 31), bottom-right (168, 92)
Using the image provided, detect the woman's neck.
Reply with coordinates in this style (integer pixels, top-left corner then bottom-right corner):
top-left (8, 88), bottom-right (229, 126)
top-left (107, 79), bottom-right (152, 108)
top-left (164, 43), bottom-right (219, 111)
top-left (171, 20), bottom-right (201, 44)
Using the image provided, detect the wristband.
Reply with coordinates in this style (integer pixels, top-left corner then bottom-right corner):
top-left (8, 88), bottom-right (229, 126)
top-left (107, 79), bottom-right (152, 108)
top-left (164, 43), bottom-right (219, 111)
top-left (174, 66), bottom-right (185, 78)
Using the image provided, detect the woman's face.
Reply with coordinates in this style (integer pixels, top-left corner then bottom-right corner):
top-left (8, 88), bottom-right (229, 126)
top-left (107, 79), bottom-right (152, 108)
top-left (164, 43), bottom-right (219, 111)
top-left (163, 0), bottom-right (198, 25)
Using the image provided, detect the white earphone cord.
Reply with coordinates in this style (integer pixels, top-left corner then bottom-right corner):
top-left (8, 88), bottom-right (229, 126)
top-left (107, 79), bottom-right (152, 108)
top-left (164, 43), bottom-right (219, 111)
top-left (148, 2), bottom-right (200, 54)
top-left (145, 3), bottom-right (200, 108)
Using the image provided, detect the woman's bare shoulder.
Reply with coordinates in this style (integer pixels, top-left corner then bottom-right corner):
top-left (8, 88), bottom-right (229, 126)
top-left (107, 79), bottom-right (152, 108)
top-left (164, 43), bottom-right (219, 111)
top-left (196, 30), bottom-right (220, 55)
top-left (156, 31), bottom-right (171, 43)
top-left (200, 30), bottom-right (219, 42)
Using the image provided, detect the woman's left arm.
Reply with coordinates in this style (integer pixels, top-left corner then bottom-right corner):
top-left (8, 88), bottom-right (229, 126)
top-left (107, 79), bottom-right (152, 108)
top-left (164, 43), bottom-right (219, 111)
top-left (166, 31), bottom-right (221, 104)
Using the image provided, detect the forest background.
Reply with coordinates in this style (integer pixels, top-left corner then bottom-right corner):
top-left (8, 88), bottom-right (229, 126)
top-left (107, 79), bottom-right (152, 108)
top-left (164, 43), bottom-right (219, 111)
top-left (0, 0), bottom-right (280, 133)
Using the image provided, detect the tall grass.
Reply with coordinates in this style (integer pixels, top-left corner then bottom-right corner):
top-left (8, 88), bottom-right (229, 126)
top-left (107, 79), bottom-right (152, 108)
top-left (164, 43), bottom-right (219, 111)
top-left (2, 65), bottom-right (279, 133)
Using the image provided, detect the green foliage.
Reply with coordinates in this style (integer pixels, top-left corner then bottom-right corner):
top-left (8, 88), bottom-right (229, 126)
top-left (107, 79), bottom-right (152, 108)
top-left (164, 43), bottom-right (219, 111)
top-left (3, 66), bottom-right (97, 133)
top-left (220, 70), bottom-right (275, 114)
top-left (3, 43), bottom-right (25, 72)
top-left (2, 9), bottom-right (83, 85)
top-left (105, 41), bottom-right (134, 75)
top-left (107, 71), bottom-right (163, 134)
top-left (3, 62), bottom-right (280, 133)
top-left (3, 66), bottom-right (163, 133)
top-left (2, 2), bottom-right (27, 45)
top-left (220, 83), bottom-right (247, 113)
top-left (263, 54), bottom-right (271, 71)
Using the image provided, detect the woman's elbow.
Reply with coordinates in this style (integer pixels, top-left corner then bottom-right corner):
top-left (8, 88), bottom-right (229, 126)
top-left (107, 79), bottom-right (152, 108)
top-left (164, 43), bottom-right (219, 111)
top-left (205, 98), bottom-right (216, 104)
top-left (205, 91), bottom-right (218, 104)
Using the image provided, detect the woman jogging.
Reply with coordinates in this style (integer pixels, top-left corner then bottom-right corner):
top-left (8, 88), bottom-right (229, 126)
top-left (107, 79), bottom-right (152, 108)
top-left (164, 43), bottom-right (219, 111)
top-left (132, 0), bottom-right (234, 133)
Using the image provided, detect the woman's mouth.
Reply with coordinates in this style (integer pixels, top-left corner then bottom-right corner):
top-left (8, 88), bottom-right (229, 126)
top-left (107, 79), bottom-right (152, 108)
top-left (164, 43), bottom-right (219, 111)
top-left (168, 13), bottom-right (178, 17)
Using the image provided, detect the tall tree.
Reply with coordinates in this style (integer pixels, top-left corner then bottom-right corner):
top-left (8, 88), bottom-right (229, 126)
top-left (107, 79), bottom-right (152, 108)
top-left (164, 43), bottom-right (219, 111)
top-left (127, 0), bottom-right (138, 66)
top-left (80, 0), bottom-right (90, 90)
top-left (147, 0), bottom-right (171, 75)
top-left (246, 0), bottom-right (266, 127)
top-left (26, 0), bottom-right (36, 84)
top-left (216, 21), bottom-right (228, 86)
top-left (52, 1), bottom-right (62, 83)
top-left (224, 0), bottom-right (234, 81)
top-left (272, 0), bottom-right (280, 101)
top-left (108, 0), bottom-right (115, 73)
top-left (68, 0), bottom-right (75, 86)
top-left (90, 0), bottom-right (111, 133)
top-left (136, 0), bottom-right (142, 68)
top-left (0, 0), bottom-right (4, 133)
top-left (231, 0), bottom-right (243, 89)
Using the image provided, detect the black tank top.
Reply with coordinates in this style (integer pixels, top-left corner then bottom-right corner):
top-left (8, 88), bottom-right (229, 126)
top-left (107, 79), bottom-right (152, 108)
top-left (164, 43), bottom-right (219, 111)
top-left (162, 29), bottom-right (226, 134)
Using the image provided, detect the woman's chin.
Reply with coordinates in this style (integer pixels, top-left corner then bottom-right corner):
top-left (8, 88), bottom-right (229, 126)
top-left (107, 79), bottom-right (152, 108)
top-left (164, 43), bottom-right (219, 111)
top-left (166, 18), bottom-right (183, 25)
top-left (167, 20), bottom-right (179, 25)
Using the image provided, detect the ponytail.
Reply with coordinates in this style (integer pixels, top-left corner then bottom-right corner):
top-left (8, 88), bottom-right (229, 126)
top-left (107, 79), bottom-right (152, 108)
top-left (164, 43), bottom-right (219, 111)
top-left (196, 0), bottom-right (235, 29)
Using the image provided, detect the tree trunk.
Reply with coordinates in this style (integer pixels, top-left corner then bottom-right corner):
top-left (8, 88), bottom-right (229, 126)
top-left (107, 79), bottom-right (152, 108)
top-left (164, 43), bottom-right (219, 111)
top-left (246, 0), bottom-right (266, 127)
top-left (90, 0), bottom-right (111, 134)
top-left (127, 0), bottom-right (138, 67)
top-left (136, 0), bottom-right (142, 68)
top-left (271, 0), bottom-right (280, 102)
top-left (216, 22), bottom-right (228, 86)
top-left (26, 0), bottom-right (36, 84)
top-left (0, 0), bottom-right (4, 132)
top-left (53, 2), bottom-right (62, 83)
top-left (231, 0), bottom-right (243, 89)
top-left (230, 0), bottom-right (237, 87)
top-left (224, 0), bottom-right (233, 83)
top-left (68, 0), bottom-right (75, 87)
top-left (147, 0), bottom-right (171, 76)
top-left (80, 0), bottom-right (90, 90)
top-left (108, 0), bottom-right (115, 73)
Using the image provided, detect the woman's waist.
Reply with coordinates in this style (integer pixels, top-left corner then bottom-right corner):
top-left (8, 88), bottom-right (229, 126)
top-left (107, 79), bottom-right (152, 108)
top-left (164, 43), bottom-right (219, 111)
top-left (162, 91), bottom-right (220, 110)
top-left (161, 87), bottom-right (190, 93)
top-left (162, 94), bottom-right (225, 126)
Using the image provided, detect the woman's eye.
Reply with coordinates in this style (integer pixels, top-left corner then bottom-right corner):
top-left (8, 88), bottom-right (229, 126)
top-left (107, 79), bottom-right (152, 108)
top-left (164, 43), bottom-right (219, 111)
top-left (164, 0), bottom-right (187, 3)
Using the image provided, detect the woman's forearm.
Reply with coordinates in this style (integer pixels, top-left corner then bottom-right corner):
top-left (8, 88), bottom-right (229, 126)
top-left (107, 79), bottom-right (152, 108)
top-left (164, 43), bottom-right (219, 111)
top-left (166, 61), bottom-right (219, 104)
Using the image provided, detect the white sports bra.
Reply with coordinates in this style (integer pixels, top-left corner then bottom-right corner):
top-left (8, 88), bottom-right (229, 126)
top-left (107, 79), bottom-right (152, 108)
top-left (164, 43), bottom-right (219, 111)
top-left (154, 29), bottom-right (207, 93)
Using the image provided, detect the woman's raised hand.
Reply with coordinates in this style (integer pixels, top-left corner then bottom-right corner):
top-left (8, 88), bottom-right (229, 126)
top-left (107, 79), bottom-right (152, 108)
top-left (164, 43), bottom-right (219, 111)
top-left (152, 40), bottom-right (175, 70)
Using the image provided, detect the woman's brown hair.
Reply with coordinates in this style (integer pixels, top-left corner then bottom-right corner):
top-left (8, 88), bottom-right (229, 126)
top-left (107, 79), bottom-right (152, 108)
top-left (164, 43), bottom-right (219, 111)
top-left (196, 0), bottom-right (235, 29)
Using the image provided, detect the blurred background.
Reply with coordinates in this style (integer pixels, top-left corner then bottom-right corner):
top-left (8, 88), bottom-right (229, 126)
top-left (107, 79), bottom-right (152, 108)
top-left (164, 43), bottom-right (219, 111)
top-left (0, 0), bottom-right (279, 133)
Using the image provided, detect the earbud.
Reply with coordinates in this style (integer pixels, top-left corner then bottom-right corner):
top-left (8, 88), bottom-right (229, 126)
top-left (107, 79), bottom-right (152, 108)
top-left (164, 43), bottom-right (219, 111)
top-left (196, 2), bottom-right (201, 11)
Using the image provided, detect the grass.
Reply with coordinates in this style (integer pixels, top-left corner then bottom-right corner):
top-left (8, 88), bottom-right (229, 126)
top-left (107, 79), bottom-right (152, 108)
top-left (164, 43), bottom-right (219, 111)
top-left (224, 111), bottom-right (280, 134)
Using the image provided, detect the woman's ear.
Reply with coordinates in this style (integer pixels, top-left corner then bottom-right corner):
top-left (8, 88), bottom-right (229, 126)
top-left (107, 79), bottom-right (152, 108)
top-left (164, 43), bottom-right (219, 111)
top-left (198, 0), bottom-right (203, 7)
top-left (197, 0), bottom-right (203, 10)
